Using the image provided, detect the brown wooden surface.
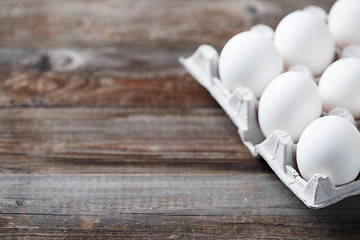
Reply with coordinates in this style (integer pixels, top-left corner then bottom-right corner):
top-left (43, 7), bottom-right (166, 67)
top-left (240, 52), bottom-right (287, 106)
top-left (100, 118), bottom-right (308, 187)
top-left (1, 0), bottom-right (360, 239)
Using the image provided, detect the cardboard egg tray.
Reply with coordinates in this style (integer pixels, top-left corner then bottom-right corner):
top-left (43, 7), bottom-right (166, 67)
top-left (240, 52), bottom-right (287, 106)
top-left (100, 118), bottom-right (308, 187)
top-left (179, 44), bottom-right (360, 209)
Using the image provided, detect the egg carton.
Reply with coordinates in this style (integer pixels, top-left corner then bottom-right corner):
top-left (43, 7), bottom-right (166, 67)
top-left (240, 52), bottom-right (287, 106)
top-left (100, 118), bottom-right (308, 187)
top-left (179, 44), bottom-right (360, 209)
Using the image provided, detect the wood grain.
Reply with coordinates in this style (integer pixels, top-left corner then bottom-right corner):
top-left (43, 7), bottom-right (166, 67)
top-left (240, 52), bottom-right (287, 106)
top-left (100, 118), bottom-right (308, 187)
top-left (0, 0), bottom-right (336, 108)
top-left (0, 47), bottom-right (215, 107)
top-left (0, 0), bottom-right (335, 48)
top-left (1, 174), bottom-right (360, 239)
top-left (0, 107), bottom-right (264, 174)
top-left (1, 0), bottom-right (358, 239)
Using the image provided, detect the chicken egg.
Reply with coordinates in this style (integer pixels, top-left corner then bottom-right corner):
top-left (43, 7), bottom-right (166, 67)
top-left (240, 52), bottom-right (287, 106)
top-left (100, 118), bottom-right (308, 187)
top-left (328, 0), bottom-right (360, 48)
top-left (318, 58), bottom-right (360, 119)
top-left (258, 71), bottom-right (322, 142)
top-left (218, 31), bottom-right (283, 98)
top-left (273, 10), bottom-right (335, 76)
top-left (297, 116), bottom-right (360, 186)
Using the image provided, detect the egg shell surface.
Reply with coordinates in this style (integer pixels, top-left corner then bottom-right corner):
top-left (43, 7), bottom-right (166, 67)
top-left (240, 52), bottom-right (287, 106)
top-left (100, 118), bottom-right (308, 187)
top-left (258, 71), bottom-right (322, 142)
top-left (273, 10), bottom-right (335, 76)
top-left (296, 116), bottom-right (360, 186)
top-left (218, 31), bottom-right (283, 98)
top-left (319, 58), bottom-right (360, 119)
top-left (328, 0), bottom-right (360, 47)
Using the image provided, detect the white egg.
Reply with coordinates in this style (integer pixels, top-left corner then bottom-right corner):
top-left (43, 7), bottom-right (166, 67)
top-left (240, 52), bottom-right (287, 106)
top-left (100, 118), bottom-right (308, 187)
top-left (297, 116), bottom-right (360, 186)
top-left (258, 71), bottom-right (322, 142)
top-left (318, 58), bottom-right (360, 119)
top-left (273, 10), bottom-right (335, 76)
top-left (328, 0), bottom-right (360, 48)
top-left (218, 31), bottom-right (283, 98)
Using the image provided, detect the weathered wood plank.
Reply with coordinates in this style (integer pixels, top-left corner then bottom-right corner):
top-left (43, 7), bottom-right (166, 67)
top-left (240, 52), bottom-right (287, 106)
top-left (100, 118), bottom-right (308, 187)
top-left (0, 47), bottom-right (215, 107)
top-left (1, 0), bottom-right (356, 239)
top-left (0, 107), bottom-right (267, 174)
top-left (0, 174), bottom-right (359, 239)
top-left (0, 0), bottom-right (336, 108)
top-left (0, 0), bottom-right (336, 48)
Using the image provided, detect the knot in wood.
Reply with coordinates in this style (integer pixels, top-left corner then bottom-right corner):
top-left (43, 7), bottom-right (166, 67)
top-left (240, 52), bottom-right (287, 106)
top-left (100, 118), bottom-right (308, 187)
top-left (15, 198), bottom-right (26, 207)
top-left (47, 49), bottom-right (85, 72)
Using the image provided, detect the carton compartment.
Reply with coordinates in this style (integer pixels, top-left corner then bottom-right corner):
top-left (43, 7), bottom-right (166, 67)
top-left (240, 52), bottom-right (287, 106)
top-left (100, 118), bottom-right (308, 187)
top-left (180, 45), bottom-right (360, 209)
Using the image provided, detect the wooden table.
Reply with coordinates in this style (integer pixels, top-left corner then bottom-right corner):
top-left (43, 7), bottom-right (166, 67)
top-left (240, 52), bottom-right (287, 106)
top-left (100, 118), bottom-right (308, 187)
top-left (1, 0), bottom-right (359, 239)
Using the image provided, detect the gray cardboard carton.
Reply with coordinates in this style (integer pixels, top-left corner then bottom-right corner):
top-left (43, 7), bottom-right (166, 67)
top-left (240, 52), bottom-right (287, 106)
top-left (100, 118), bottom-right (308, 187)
top-left (180, 44), bottom-right (360, 209)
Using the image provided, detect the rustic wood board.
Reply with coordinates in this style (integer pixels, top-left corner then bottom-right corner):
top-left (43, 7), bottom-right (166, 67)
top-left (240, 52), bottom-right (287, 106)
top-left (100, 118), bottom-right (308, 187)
top-left (1, 0), bottom-right (360, 239)
top-left (1, 174), bottom-right (360, 239)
